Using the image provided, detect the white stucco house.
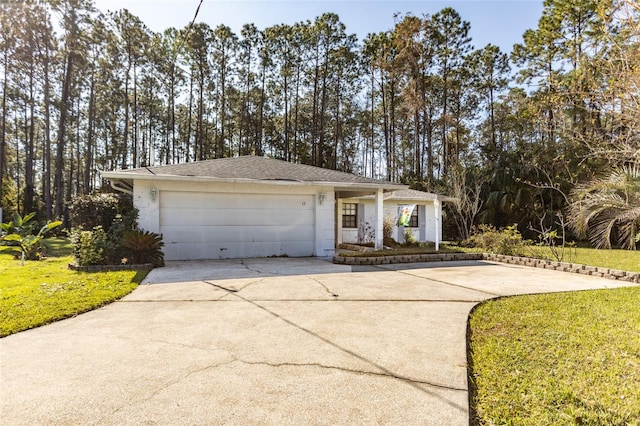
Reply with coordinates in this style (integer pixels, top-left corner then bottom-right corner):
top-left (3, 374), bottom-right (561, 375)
top-left (102, 156), bottom-right (450, 260)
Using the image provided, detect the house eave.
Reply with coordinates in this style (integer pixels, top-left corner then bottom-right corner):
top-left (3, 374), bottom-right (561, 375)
top-left (101, 171), bottom-right (407, 192)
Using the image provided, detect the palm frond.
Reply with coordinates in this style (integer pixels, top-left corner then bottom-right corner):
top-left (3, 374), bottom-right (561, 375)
top-left (567, 164), bottom-right (640, 249)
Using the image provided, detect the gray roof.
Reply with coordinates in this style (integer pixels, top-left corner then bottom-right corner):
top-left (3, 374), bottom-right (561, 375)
top-left (387, 189), bottom-right (439, 200)
top-left (102, 156), bottom-right (406, 189)
top-left (355, 188), bottom-right (456, 202)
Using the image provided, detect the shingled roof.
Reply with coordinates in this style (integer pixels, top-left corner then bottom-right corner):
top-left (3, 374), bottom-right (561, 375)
top-left (102, 155), bottom-right (406, 189)
top-left (355, 188), bottom-right (457, 202)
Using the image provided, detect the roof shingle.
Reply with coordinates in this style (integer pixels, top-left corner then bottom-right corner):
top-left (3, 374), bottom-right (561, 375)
top-left (105, 155), bottom-right (403, 186)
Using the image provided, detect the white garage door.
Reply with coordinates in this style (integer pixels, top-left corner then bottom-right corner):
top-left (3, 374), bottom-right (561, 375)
top-left (159, 191), bottom-right (315, 260)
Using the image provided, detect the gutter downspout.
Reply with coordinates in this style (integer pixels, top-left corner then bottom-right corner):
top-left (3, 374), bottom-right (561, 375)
top-left (109, 180), bottom-right (133, 195)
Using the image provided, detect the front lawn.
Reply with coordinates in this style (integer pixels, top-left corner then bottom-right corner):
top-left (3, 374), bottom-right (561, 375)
top-left (0, 248), bottom-right (148, 337)
top-left (454, 244), bottom-right (640, 273)
top-left (468, 285), bottom-right (640, 425)
top-left (533, 246), bottom-right (640, 273)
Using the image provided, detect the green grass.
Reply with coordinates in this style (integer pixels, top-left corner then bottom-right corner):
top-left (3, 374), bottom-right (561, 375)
top-left (0, 243), bottom-right (148, 337)
top-left (469, 287), bottom-right (640, 425)
top-left (42, 236), bottom-right (74, 257)
top-left (453, 244), bottom-right (640, 273)
top-left (466, 244), bottom-right (640, 424)
top-left (529, 246), bottom-right (640, 273)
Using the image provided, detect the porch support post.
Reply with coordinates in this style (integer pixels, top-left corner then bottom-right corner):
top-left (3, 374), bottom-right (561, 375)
top-left (434, 197), bottom-right (441, 251)
top-left (336, 197), bottom-right (343, 246)
top-left (374, 188), bottom-right (384, 250)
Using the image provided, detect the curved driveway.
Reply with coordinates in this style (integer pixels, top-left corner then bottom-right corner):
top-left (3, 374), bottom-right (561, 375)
top-left (1, 259), bottom-right (634, 425)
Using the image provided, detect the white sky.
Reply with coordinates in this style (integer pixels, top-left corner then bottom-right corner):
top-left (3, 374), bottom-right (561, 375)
top-left (92, 0), bottom-right (544, 54)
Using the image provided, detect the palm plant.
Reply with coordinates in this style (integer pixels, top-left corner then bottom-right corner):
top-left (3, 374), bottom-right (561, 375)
top-left (119, 229), bottom-right (165, 267)
top-left (0, 212), bottom-right (62, 265)
top-left (567, 164), bottom-right (640, 249)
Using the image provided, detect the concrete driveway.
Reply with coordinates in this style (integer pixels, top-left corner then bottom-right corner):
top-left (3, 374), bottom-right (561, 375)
top-left (1, 258), bottom-right (635, 425)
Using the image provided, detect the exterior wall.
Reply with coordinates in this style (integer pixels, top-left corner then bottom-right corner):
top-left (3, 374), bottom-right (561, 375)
top-left (133, 180), bottom-right (160, 234)
top-left (133, 179), bottom-right (335, 259)
top-left (341, 199), bottom-right (440, 245)
top-left (315, 190), bottom-right (335, 258)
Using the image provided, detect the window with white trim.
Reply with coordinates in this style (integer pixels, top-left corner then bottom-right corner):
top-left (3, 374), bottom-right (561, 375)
top-left (342, 203), bottom-right (357, 228)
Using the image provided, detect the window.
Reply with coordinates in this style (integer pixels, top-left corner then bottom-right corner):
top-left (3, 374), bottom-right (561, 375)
top-left (409, 206), bottom-right (418, 227)
top-left (342, 203), bottom-right (357, 228)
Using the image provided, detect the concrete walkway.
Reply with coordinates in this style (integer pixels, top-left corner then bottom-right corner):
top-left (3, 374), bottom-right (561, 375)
top-left (1, 258), bottom-right (635, 425)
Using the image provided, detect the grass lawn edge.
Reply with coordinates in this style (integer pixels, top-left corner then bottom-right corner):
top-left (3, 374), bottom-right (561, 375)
top-left (466, 285), bottom-right (640, 425)
top-left (1, 257), bottom-right (151, 338)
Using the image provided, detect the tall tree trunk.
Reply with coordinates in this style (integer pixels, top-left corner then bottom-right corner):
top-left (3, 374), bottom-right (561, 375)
top-left (370, 67), bottom-right (376, 178)
top-left (0, 46), bottom-right (8, 215)
top-left (293, 62), bottom-right (301, 163)
top-left (333, 70), bottom-right (341, 170)
top-left (380, 72), bottom-right (391, 181)
top-left (197, 73), bottom-right (204, 160)
top-left (85, 69), bottom-right (95, 193)
top-left (442, 74), bottom-right (449, 176)
top-left (186, 73), bottom-right (193, 161)
top-left (170, 66), bottom-right (176, 163)
top-left (258, 60), bottom-right (266, 156)
top-left (54, 52), bottom-right (73, 219)
top-left (122, 61), bottom-right (130, 169)
top-left (239, 55), bottom-right (250, 156)
top-left (219, 55), bottom-right (227, 158)
top-left (414, 111), bottom-right (421, 179)
top-left (283, 72), bottom-right (289, 161)
top-left (24, 63), bottom-right (35, 214)
top-left (43, 36), bottom-right (52, 220)
top-left (424, 106), bottom-right (434, 183)
top-left (75, 95), bottom-right (81, 195)
top-left (132, 64), bottom-right (138, 168)
top-left (318, 50), bottom-right (329, 168)
top-left (311, 44), bottom-right (320, 165)
top-left (389, 80), bottom-right (396, 181)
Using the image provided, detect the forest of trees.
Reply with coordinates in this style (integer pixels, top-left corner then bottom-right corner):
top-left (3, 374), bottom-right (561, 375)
top-left (1, 0), bottom-right (638, 244)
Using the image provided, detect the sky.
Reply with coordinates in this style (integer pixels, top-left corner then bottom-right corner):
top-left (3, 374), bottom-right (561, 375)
top-left (92, 0), bottom-right (544, 55)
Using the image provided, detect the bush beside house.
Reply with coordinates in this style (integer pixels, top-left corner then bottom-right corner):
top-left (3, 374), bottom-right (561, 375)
top-left (69, 194), bottom-right (164, 268)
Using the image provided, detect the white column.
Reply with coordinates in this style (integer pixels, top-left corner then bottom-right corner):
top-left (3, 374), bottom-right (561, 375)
top-left (434, 197), bottom-right (441, 251)
top-left (336, 197), bottom-right (343, 246)
top-left (374, 188), bottom-right (384, 250)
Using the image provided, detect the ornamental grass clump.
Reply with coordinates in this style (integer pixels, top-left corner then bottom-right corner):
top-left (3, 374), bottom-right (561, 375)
top-left (463, 224), bottom-right (528, 256)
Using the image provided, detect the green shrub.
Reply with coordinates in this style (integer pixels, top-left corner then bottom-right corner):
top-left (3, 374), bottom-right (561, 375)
top-left (107, 210), bottom-right (138, 244)
top-left (403, 228), bottom-right (418, 246)
top-left (69, 196), bottom-right (140, 266)
top-left (464, 224), bottom-right (528, 256)
top-left (69, 193), bottom-right (135, 231)
top-left (70, 227), bottom-right (111, 266)
top-left (120, 230), bottom-right (165, 267)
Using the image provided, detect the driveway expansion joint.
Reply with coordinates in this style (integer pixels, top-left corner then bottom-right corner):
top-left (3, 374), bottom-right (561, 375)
top-left (373, 265), bottom-right (501, 297)
top-left (204, 277), bottom-right (265, 294)
top-left (231, 358), bottom-right (467, 392)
